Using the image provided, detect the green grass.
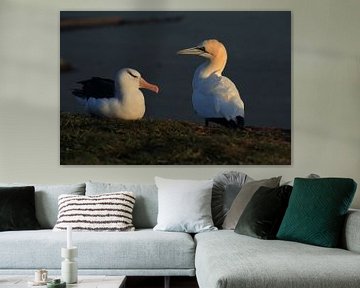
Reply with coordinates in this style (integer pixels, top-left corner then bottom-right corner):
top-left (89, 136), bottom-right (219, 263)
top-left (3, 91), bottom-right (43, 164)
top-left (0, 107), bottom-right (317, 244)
top-left (60, 113), bottom-right (291, 165)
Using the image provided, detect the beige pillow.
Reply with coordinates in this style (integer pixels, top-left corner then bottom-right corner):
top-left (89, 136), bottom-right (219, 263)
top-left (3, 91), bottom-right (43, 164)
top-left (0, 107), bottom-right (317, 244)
top-left (53, 192), bottom-right (136, 232)
top-left (222, 176), bottom-right (281, 229)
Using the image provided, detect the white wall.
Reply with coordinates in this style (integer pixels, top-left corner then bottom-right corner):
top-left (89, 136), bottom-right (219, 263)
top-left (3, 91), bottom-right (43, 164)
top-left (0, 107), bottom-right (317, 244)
top-left (0, 0), bottom-right (359, 208)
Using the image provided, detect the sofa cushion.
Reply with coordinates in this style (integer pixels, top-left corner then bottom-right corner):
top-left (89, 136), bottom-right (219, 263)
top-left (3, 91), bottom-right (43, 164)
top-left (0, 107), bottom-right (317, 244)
top-left (0, 183), bottom-right (86, 228)
top-left (53, 192), bottom-right (136, 232)
top-left (0, 229), bottom-right (195, 272)
top-left (86, 182), bottom-right (157, 229)
top-left (153, 177), bottom-right (216, 233)
top-left (222, 176), bottom-right (281, 229)
top-left (0, 186), bottom-right (40, 231)
top-left (234, 185), bottom-right (292, 239)
top-left (277, 178), bottom-right (357, 247)
top-left (212, 171), bottom-right (251, 228)
top-left (195, 230), bottom-right (360, 288)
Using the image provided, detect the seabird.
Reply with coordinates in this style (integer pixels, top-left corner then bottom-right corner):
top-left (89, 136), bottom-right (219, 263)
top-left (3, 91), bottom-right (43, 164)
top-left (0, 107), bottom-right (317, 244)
top-left (73, 68), bottom-right (159, 120)
top-left (177, 39), bottom-right (244, 128)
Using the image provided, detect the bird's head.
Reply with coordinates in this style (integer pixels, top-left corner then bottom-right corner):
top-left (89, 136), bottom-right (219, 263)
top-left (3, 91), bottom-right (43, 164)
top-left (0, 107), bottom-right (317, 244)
top-left (177, 39), bottom-right (227, 60)
top-left (117, 68), bottom-right (159, 94)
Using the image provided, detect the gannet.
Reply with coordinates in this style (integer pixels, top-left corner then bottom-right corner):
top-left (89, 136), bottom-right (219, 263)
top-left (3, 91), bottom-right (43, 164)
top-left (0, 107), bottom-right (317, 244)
top-left (73, 68), bottom-right (159, 120)
top-left (177, 39), bottom-right (244, 128)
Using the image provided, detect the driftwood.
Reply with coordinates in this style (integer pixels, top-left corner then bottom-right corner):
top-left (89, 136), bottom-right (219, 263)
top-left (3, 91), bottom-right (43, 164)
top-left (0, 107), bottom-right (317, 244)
top-left (60, 15), bottom-right (183, 31)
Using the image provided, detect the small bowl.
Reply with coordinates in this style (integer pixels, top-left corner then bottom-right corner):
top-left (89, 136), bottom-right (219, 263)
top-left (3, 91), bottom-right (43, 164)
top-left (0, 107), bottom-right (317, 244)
top-left (47, 279), bottom-right (66, 288)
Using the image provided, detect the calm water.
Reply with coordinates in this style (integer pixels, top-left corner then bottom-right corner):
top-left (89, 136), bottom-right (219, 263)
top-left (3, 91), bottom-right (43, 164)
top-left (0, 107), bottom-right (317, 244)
top-left (60, 11), bottom-right (291, 129)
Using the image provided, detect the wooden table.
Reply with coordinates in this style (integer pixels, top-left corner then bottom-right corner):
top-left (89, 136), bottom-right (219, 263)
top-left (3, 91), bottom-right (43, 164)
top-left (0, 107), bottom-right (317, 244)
top-left (0, 275), bottom-right (126, 288)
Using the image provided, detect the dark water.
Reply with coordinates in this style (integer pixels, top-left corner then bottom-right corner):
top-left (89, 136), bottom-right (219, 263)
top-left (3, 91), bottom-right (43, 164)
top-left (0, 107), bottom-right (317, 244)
top-left (60, 11), bottom-right (291, 129)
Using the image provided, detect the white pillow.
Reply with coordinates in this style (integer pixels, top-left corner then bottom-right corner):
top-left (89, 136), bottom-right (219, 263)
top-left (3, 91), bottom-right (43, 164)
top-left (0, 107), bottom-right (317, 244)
top-left (53, 192), bottom-right (135, 232)
top-left (153, 177), bottom-right (217, 233)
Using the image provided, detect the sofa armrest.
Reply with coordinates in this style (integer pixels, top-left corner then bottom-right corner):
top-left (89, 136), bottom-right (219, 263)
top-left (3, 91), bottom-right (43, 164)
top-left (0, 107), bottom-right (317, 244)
top-left (342, 209), bottom-right (360, 253)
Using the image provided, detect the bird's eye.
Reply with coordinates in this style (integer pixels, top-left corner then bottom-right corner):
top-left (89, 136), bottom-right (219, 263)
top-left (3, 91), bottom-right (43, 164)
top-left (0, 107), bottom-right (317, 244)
top-left (198, 46), bottom-right (207, 53)
top-left (127, 70), bottom-right (139, 78)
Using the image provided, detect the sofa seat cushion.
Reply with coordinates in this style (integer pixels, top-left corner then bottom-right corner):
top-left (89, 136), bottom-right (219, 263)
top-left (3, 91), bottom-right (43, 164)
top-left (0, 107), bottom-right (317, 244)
top-left (195, 230), bottom-right (360, 288)
top-left (0, 229), bottom-right (195, 270)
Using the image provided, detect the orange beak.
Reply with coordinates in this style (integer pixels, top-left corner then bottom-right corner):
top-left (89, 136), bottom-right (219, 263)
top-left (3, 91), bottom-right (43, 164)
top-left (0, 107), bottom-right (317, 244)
top-left (139, 77), bottom-right (159, 94)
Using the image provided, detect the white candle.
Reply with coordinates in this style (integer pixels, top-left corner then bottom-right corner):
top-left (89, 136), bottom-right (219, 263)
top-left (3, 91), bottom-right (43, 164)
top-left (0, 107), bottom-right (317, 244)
top-left (67, 225), bottom-right (72, 249)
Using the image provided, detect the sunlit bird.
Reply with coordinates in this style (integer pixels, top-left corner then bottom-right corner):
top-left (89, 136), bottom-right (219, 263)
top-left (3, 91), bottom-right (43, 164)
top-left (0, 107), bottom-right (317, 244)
top-left (73, 68), bottom-right (159, 120)
top-left (177, 39), bottom-right (244, 128)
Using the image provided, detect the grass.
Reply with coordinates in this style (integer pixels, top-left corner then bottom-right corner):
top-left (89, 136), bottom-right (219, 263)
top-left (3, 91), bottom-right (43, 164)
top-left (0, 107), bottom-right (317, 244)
top-left (60, 113), bottom-right (291, 165)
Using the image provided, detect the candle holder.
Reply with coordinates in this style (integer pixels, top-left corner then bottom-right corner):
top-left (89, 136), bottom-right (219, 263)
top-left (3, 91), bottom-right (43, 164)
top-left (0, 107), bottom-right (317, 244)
top-left (61, 247), bottom-right (78, 284)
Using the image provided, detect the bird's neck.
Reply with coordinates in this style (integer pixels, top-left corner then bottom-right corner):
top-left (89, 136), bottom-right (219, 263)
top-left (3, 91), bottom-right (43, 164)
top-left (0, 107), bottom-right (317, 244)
top-left (198, 52), bottom-right (227, 78)
top-left (115, 82), bottom-right (139, 101)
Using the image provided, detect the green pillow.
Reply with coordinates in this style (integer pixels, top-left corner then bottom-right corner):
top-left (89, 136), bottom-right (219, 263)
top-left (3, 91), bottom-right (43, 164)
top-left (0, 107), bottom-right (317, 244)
top-left (235, 185), bottom-right (292, 239)
top-left (277, 178), bottom-right (357, 247)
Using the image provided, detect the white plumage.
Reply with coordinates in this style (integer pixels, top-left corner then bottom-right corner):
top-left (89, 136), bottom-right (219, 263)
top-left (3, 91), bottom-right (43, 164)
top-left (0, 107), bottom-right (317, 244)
top-left (73, 68), bottom-right (159, 120)
top-left (178, 39), bottom-right (244, 128)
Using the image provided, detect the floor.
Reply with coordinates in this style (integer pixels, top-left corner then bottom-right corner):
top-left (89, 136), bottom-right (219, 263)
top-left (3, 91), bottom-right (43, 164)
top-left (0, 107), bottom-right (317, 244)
top-left (126, 276), bottom-right (199, 288)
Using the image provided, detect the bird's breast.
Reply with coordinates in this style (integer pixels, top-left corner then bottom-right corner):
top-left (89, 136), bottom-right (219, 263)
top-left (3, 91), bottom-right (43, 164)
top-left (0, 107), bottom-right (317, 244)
top-left (191, 69), bottom-right (244, 120)
top-left (117, 91), bottom-right (146, 119)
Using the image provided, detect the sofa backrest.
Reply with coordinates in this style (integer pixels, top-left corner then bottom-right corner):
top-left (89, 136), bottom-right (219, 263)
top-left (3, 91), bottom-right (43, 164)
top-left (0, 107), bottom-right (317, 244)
top-left (86, 181), bottom-right (158, 229)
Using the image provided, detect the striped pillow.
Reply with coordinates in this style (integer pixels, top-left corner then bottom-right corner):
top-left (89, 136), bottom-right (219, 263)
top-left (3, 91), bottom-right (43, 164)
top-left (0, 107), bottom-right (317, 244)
top-left (53, 192), bottom-right (135, 231)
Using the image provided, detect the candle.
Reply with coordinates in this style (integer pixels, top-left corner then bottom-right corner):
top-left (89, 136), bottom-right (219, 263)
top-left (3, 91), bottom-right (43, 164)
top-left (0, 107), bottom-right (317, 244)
top-left (67, 225), bottom-right (72, 248)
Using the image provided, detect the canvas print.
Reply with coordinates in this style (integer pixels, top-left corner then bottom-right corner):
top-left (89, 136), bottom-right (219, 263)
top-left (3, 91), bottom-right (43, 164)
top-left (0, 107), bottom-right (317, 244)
top-left (60, 11), bottom-right (291, 165)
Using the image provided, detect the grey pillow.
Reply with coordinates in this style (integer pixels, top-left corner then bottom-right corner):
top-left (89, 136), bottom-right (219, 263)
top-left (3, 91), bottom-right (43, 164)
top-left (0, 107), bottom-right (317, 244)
top-left (222, 176), bottom-right (281, 230)
top-left (153, 177), bottom-right (217, 233)
top-left (86, 181), bottom-right (158, 229)
top-left (283, 173), bottom-right (320, 186)
top-left (212, 171), bottom-right (252, 228)
top-left (0, 183), bottom-right (85, 228)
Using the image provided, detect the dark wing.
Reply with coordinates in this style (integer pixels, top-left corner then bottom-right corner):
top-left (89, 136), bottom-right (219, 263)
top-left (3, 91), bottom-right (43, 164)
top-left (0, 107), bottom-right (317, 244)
top-left (72, 77), bottom-right (115, 99)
